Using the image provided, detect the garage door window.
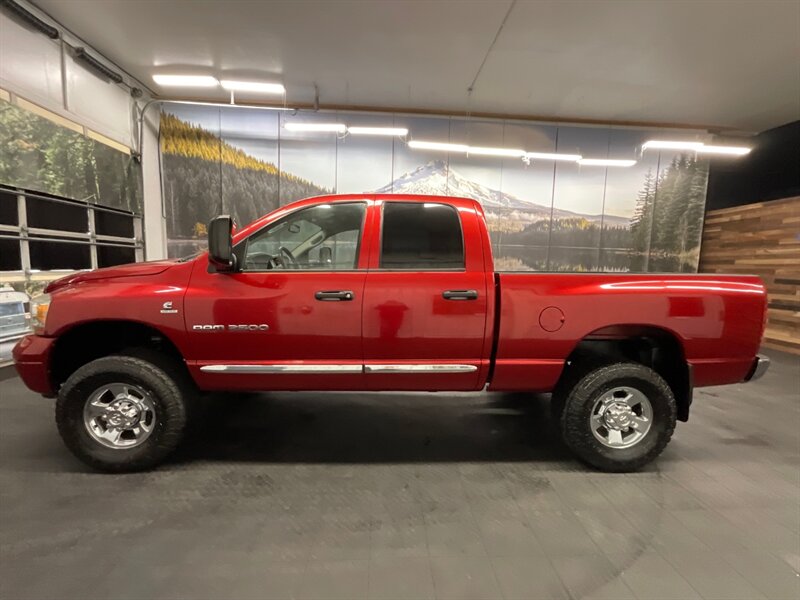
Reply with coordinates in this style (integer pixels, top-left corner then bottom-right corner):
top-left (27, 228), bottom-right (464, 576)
top-left (380, 202), bottom-right (464, 270)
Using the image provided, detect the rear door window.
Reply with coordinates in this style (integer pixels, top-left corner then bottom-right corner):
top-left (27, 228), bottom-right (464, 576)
top-left (380, 202), bottom-right (464, 270)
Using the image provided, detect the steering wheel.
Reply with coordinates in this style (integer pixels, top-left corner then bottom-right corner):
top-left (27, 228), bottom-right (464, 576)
top-left (278, 245), bottom-right (298, 269)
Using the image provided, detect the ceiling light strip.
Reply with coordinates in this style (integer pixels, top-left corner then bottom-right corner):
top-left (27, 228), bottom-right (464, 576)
top-left (695, 145), bottom-right (751, 156)
top-left (284, 122), bottom-right (347, 133)
top-left (347, 126), bottom-right (409, 136)
top-left (408, 140), bottom-right (583, 161)
top-left (578, 158), bottom-right (637, 167)
top-left (467, 146), bottom-right (525, 158)
top-left (525, 152), bottom-right (583, 161)
top-left (220, 80), bottom-right (285, 94)
top-left (408, 140), bottom-right (469, 152)
top-left (643, 140), bottom-right (751, 156)
top-left (153, 74), bottom-right (219, 87)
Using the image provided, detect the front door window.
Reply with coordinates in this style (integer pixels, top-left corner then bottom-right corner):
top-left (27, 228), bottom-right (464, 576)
top-left (242, 203), bottom-right (366, 271)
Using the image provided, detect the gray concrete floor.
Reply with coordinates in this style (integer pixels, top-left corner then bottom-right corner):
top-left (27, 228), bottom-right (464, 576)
top-left (0, 350), bottom-right (798, 600)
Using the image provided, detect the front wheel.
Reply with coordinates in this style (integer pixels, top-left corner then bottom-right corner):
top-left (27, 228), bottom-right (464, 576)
top-left (559, 362), bottom-right (676, 472)
top-left (56, 354), bottom-right (191, 472)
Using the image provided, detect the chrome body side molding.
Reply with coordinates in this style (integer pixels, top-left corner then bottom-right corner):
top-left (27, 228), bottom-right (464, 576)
top-left (200, 364), bottom-right (478, 374)
top-left (200, 364), bottom-right (363, 374)
top-left (364, 364), bottom-right (477, 373)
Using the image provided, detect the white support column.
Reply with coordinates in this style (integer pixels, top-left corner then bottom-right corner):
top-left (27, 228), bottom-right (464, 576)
top-left (141, 108), bottom-right (167, 260)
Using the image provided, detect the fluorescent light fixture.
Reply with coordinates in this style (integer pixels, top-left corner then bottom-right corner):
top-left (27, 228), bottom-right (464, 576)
top-left (220, 80), bottom-right (285, 94)
top-left (284, 122), bottom-right (347, 133)
top-left (152, 74), bottom-right (219, 87)
top-left (578, 158), bottom-right (637, 167)
top-left (642, 140), bottom-right (704, 151)
top-left (525, 151), bottom-right (583, 161)
top-left (347, 126), bottom-right (409, 136)
top-left (642, 140), bottom-right (751, 156)
top-left (467, 146), bottom-right (525, 158)
top-left (408, 141), bottom-right (522, 157)
top-left (408, 140), bottom-right (469, 152)
top-left (696, 145), bottom-right (751, 156)
top-left (166, 100), bottom-right (293, 111)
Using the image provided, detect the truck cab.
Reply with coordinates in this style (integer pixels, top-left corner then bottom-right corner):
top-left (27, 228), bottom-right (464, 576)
top-left (187, 195), bottom-right (492, 393)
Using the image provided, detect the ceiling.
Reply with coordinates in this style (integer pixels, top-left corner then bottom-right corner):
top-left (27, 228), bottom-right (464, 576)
top-left (33, 0), bottom-right (800, 132)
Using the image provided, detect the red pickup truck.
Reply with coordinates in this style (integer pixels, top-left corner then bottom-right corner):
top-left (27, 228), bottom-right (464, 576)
top-left (13, 194), bottom-right (769, 473)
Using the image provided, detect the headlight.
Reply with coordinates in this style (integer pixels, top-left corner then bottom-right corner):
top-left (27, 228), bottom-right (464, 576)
top-left (30, 293), bottom-right (51, 334)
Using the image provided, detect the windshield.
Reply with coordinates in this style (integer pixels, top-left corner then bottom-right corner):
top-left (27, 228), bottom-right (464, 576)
top-left (0, 302), bottom-right (24, 317)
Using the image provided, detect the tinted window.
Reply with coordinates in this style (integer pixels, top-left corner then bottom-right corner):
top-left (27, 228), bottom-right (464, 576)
top-left (243, 202), bottom-right (365, 271)
top-left (381, 202), bottom-right (464, 269)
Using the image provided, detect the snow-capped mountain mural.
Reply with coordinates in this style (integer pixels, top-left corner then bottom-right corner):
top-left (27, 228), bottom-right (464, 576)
top-left (157, 105), bottom-right (708, 272)
top-left (375, 161), bottom-right (629, 227)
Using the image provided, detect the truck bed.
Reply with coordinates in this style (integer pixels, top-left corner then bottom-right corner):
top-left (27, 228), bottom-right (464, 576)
top-left (489, 272), bottom-right (767, 391)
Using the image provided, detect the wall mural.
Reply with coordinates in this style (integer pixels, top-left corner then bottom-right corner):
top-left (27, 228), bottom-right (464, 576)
top-left (160, 104), bottom-right (709, 272)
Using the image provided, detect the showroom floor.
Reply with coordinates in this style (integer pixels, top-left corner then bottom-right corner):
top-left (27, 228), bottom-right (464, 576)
top-left (0, 350), bottom-right (797, 600)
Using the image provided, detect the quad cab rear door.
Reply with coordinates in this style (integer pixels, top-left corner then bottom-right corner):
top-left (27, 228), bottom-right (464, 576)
top-left (361, 198), bottom-right (491, 391)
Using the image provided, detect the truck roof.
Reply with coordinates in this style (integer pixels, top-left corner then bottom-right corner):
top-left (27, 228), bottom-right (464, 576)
top-left (234, 193), bottom-right (481, 243)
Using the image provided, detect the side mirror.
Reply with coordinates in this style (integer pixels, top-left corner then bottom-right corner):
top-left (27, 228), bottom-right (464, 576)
top-left (208, 215), bottom-right (236, 272)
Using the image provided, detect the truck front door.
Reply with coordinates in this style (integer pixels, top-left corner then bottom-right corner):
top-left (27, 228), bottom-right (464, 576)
top-left (184, 200), bottom-right (370, 391)
top-left (361, 200), bottom-right (490, 391)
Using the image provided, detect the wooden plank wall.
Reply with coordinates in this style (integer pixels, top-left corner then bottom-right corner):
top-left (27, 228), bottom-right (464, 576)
top-left (700, 196), bottom-right (800, 354)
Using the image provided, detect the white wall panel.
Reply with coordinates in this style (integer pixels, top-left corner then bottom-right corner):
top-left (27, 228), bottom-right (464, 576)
top-left (0, 14), bottom-right (63, 107)
top-left (64, 51), bottom-right (133, 147)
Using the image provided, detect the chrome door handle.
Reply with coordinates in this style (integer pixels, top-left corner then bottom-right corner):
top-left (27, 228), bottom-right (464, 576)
top-left (442, 289), bottom-right (478, 300)
top-left (315, 290), bottom-right (354, 301)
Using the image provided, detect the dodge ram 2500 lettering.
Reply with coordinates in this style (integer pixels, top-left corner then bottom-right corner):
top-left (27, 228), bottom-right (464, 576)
top-left (13, 194), bottom-right (770, 472)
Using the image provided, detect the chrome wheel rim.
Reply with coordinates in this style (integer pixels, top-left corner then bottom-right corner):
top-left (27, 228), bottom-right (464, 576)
top-left (83, 383), bottom-right (156, 449)
top-left (590, 386), bottom-right (653, 449)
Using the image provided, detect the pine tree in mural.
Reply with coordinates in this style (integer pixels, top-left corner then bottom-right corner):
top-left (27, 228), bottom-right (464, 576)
top-left (629, 155), bottom-right (708, 272)
top-left (629, 168), bottom-right (656, 270)
top-left (159, 112), bottom-right (330, 254)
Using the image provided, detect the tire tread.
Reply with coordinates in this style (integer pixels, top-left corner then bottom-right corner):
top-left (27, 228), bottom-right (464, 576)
top-left (560, 362), bottom-right (676, 472)
top-left (56, 354), bottom-right (190, 472)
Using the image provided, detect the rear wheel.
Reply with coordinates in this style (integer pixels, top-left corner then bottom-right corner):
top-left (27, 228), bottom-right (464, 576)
top-left (56, 354), bottom-right (191, 472)
top-left (559, 362), bottom-right (676, 472)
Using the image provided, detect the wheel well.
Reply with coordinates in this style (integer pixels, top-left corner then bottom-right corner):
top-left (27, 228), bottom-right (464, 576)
top-left (50, 321), bottom-right (187, 392)
top-left (563, 326), bottom-right (692, 422)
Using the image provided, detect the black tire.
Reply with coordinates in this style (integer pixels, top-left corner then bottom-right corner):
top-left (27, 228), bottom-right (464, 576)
top-left (56, 354), bottom-right (191, 472)
top-left (560, 362), bottom-right (676, 472)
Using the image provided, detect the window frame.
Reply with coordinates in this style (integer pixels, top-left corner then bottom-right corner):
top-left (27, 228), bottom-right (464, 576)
top-left (236, 201), bottom-right (368, 273)
top-left (378, 201), bottom-right (466, 272)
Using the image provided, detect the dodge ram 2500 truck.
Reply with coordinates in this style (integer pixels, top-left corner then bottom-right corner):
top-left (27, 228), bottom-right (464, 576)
top-left (13, 194), bottom-right (770, 473)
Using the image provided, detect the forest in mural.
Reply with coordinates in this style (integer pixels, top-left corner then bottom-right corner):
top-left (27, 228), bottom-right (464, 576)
top-left (161, 113), bottom-right (327, 245)
top-left (0, 100), bottom-right (142, 214)
top-left (159, 105), bottom-right (709, 272)
top-left (629, 157), bottom-right (709, 271)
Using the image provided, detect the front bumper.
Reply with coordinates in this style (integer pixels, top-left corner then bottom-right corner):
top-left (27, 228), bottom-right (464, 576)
top-left (744, 354), bottom-right (770, 382)
top-left (12, 334), bottom-right (56, 396)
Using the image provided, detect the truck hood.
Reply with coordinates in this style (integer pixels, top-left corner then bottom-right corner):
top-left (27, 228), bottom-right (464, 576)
top-left (45, 260), bottom-right (179, 293)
